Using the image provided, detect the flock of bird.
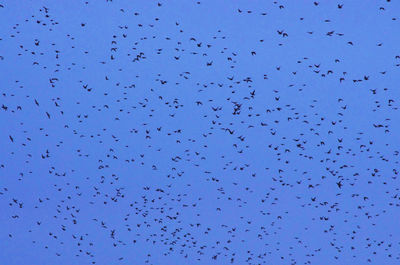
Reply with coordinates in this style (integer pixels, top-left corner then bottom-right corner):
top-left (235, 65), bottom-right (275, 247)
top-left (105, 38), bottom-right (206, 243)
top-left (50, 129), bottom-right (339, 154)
top-left (1, 1), bottom-right (400, 264)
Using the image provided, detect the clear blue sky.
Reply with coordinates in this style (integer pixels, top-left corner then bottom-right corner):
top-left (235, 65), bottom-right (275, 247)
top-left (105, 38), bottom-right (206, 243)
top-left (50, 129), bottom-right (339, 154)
top-left (1, 1), bottom-right (400, 264)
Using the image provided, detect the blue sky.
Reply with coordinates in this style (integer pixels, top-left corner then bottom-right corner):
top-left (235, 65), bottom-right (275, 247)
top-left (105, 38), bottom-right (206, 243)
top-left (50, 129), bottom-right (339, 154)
top-left (1, 1), bottom-right (400, 264)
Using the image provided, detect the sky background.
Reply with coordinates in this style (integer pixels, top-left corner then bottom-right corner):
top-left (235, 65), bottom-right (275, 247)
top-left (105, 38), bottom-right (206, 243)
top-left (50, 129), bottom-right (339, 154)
top-left (1, 1), bottom-right (400, 264)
